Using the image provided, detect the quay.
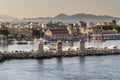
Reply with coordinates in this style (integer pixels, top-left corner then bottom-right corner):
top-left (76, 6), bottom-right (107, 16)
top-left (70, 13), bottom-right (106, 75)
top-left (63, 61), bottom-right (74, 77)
top-left (0, 40), bottom-right (120, 62)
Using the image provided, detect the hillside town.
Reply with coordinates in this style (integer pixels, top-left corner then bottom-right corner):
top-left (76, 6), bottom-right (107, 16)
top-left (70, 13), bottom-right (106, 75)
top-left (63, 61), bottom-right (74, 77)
top-left (0, 20), bottom-right (120, 44)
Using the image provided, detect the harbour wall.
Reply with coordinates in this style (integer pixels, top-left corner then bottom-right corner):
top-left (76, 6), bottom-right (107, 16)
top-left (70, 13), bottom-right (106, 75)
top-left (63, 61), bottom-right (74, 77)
top-left (0, 40), bottom-right (120, 62)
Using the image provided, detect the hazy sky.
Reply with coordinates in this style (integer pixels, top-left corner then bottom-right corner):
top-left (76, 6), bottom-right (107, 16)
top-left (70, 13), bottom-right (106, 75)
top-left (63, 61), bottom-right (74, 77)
top-left (0, 0), bottom-right (119, 18)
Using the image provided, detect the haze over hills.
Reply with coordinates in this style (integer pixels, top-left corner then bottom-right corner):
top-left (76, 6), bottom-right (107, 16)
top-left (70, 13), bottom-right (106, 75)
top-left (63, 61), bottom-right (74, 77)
top-left (0, 15), bottom-right (18, 22)
top-left (0, 13), bottom-right (120, 23)
top-left (54, 13), bottom-right (119, 20)
top-left (23, 13), bottom-right (120, 23)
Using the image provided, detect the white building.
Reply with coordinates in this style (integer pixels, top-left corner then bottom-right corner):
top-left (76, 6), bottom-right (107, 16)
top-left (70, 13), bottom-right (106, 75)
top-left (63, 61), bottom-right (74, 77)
top-left (86, 22), bottom-right (94, 28)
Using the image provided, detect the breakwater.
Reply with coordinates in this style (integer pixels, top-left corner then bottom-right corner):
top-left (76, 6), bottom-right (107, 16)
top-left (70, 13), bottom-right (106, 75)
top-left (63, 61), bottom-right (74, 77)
top-left (0, 48), bottom-right (120, 62)
top-left (0, 40), bottom-right (120, 62)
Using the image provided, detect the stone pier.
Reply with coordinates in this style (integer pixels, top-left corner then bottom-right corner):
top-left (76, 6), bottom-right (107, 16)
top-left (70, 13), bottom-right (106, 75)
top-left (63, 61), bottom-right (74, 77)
top-left (0, 40), bottom-right (120, 62)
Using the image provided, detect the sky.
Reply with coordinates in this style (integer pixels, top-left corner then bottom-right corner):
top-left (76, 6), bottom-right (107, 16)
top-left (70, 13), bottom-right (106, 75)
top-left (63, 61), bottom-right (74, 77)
top-left (0, 0), bottom-right (120, 19)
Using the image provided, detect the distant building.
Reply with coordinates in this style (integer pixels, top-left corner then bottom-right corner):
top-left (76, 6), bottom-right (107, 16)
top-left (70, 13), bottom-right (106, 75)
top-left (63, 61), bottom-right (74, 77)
top-left (44, 29), bottom-right (72, 40)
top-left (90, 29), bottom-right (120, 40)
top-left (107, 22), bottom-right (112, 26)
top-left (67, 24), bottom-right (74, 35)
top-left (67, 23), bottom-right (82, 36)
top-left (96, 20), bottom-right (117, 27)
top-left (96, 22), bottom-right (107, 26)
top-left (93, 29), bottom-right (118, 34)
top-left (117, 21), bottom-right (120, 26)
top-left (76, 21), bottom-right (86, 27)
top-left (86, 22), bottom-right (94, 28)
top-left (73, 25), bottom-right (81, 35)
top-left (42, 21), bottom-right (67, 30)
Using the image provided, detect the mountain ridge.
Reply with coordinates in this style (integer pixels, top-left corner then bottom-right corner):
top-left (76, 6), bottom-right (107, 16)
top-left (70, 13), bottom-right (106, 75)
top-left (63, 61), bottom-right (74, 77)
top-left (23, 13), bottom-right (120, 21)
top-left (0, 13), bottom-right (120, 23)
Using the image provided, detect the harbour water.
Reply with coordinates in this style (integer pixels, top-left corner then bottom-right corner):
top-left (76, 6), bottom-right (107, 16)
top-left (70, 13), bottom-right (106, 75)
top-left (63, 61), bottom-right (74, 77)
top-left (0, 40), bottom-right (120, 80)
top-left (0, 40), bottom-right (120, 52)
top-left (1, 56), bottom-right (120, 80)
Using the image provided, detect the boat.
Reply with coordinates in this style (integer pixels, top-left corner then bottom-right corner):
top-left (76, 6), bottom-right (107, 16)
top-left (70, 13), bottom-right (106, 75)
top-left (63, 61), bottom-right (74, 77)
top-left (13, 40), bottom-right (28, 44)
top-left (34, 38), bottom-right (50, 45)
top-left (44, 44), bottom-right (56, 51)
top-left (107, 45), bottom-right (117, 49)
top-left (27, 41), bottom-right (34, 44)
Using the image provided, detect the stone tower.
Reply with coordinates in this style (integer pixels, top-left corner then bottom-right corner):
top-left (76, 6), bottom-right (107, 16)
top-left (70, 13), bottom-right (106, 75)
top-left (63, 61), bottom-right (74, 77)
top-left (78, 40), bottom-right (85, 53)
top-left (56, 40), bottom-right (62, 54)
top-left (37, 40), bottom-right (44, 54)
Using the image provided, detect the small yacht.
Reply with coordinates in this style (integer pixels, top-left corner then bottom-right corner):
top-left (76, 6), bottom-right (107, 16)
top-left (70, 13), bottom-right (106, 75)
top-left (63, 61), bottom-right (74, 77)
top-left (34, 38), bottom-right (50, 45)
top-left (39, 38), bottom-right (50, 44)
top-left (107, 45), bottom-right (117, 49)
top-left (44, 44), bottom-right (56, 51)
top-left (27, 41), bottom-right (34, 44)
top-left (13, 40), bottom-right (28, 44)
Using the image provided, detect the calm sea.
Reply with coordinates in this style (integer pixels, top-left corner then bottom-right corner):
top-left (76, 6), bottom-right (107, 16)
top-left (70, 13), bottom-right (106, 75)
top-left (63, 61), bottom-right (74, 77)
top-left (0, 40), bottom-right (120, 80)
top-left (0, 56), bottom-right (120, 80)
